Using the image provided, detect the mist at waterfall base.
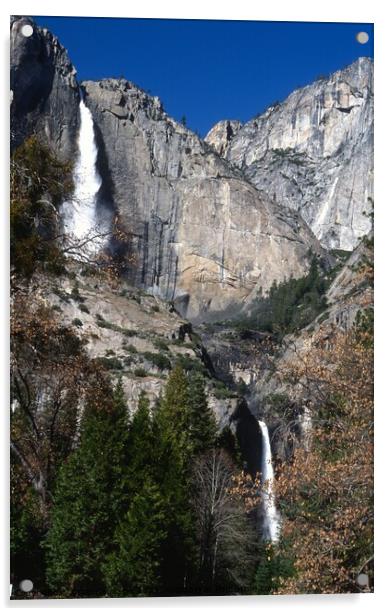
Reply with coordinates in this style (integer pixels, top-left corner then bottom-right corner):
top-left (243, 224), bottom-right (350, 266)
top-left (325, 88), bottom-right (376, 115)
top-left (258, 420), bottom-right (281, 543)
top-left (62, 99), bottom-right (108, 255)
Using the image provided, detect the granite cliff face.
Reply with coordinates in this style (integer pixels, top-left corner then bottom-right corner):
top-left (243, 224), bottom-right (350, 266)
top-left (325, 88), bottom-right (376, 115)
top-left (81, 78), bottom-right (323, 320)
top-left (9, 16), bottom-right (327, 322)
top-left (10, 16), bottom-right (80, 158)
top-left (205, 58), bottom-right (374, 251)
top-left (205, 119), bottom-right (242, 157)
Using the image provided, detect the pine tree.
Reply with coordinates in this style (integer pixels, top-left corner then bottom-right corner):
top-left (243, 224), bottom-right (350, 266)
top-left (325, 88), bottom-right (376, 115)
top-left (127, 391), bottom-right (154, 480)
top-left (187, 372), bottom-right (217, 454)
top-left (103, 392), bottom-right (167, 597)
top-left (156, 364), bottom-right (191, 439)
top-left (10, 459), bottom-right (47, 593)
top-left (253, 541), bottom-right (295, 595)
top-left (103, 478), bottom-right (167, 597)
top-left (45, 379), bottom-right (130, 598)
top-left (152, 365), bottom-right (195, 594)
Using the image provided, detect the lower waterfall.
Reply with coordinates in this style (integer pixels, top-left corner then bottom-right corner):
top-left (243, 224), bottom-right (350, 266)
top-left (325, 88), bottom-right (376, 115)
top-left (258, 420), bottom-right (281, 543)
top-left (62, 98), bottom-right (107, 255)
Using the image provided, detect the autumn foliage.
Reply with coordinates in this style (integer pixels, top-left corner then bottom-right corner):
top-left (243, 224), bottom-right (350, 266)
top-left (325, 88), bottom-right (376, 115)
top-left (273, 315), bottom-right (374, 593)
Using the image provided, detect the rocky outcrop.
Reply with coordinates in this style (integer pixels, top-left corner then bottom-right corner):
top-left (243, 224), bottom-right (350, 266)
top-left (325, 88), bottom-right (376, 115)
top-left (196, 235), bottom-right (373, 462)
top-left (204, 120), bottom-right (242, 157)
top-left (205, 58), bottom-right (374, 251)
top-left (35, 264), bottom-right (262, 469)
top-left (323, 234), bottom-right (373, 330)
top-left (10, 15), bottom-right (80, 158)
top-left (82, 78), bottom-right (324, 321)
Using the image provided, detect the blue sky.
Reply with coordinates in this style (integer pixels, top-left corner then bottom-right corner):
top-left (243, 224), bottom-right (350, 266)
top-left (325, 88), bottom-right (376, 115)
top-left (34, 17), bottom-right (373, 136)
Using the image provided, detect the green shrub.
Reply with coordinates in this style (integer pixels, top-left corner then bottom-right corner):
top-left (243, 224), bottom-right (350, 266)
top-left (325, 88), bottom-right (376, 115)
top-left (330, 248), bottom-right (352, 262)
top-left (134, 367), bottom-right (147, 377)
top-left (263, 393), bottom-right (296, 420)
top-left (72, 318), bottom-right (83, 328)
top-left (153, 339), bottom-right (170, 352)
top-left (171, 337), bottom-right (184, 346)
top-left (95, 316), bottom-right (116, 330)
top-left (122, 356), bottom-right (135, 366)
top-left (95, 315), bottom-right (136, 337)
top-left (171, 338), bottom-right (194, 349)
top-left (52, 287), bottom-right (71, 304)
top-left (97, 356), bottom-right (123, 370)
top-left (213, 380), bottom-right (235, 399)
top-left (236, 379), bottom-right (249, 396)
top-left (143, 352), bottom-right (171, 371)
top-left (317, 311), bottom-right (330, 324)
top-left (122, 344), bottom-right (137, 354)
top-left (176, 355), bottom-right (206, 375)
top-left (80, 265), bottom-right (98, 277)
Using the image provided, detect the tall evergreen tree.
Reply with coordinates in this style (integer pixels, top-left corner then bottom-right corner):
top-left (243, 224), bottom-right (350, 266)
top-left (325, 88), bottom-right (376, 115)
top-left (252, 541), bottom-right (295, 595)
top-left (152, 365), bottom-right (195, 594)
top-left (128, 391), bottom-right (155, 480)
top-left (45, 379), bottom-right (130, 598)
top-left (188, 372), bottom-right (217, 454)
top-left (103, 477), bottom-right (167, 597)
top-left (103, 392), bottom-right (167, 597)
top-left (10, 460), bottom-right (47, 593)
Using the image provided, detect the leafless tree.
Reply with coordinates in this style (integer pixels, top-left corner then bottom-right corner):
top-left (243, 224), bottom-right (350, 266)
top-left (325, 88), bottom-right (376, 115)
top-left (192, 449), bottom-right (258, 594)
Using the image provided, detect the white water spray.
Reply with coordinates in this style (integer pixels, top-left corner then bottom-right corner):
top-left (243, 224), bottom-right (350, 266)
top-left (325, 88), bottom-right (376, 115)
top-left (62, 99), bottom-right (106, 254)
top-left (258, 420), bottom-right (281, 543)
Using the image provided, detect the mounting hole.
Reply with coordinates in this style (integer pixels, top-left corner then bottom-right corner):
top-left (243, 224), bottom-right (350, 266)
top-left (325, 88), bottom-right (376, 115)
top-left (356, 31), bottom-right (369, 44)
top-left (21, 24), bottom-right (33, 38)
top-left (356, 573), bottom-right (369, 587)
top-left (19, 579), bottom-right (34, 592)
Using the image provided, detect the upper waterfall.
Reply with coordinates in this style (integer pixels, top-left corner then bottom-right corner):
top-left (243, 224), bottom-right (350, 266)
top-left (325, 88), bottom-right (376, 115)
top-left (258, 420), bottom-right (281, 543)
top-left (62, 99), bottom-right (106, 254)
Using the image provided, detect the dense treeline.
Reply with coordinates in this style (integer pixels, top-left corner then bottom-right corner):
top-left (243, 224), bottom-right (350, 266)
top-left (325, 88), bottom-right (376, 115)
top-left (225, 256), bottom-right (330, 338)
top-left (11, 316), bottom-right (266, 598)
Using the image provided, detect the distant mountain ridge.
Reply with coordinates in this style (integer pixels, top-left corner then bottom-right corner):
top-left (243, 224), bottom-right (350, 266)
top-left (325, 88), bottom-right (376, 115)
top-left (205, 57), bottom-right (373, 251)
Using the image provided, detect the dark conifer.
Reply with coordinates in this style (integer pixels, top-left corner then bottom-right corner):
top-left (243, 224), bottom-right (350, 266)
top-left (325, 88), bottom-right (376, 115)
top-left (103, 393), bottom-right (167, 596)
top-left (188, 372), bottom-right (217, 454)
top-left (45, 379), bottom-right (130, 597)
